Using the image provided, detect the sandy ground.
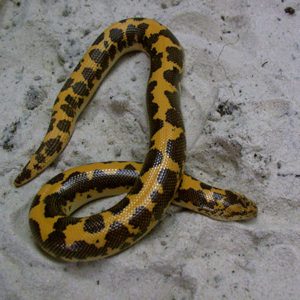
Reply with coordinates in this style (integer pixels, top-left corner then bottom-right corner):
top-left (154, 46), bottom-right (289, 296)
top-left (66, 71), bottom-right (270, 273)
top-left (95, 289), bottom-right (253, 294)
top-left (0, 0), bottom-right (299, 299)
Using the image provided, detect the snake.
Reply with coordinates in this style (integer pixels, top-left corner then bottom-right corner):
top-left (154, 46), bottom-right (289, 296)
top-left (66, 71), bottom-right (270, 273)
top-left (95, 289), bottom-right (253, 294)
top-left (14, 18), bottom-right (257, 262)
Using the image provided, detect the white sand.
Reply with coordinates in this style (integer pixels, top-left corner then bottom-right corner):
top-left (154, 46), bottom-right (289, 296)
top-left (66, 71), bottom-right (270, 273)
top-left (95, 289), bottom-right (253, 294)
top-left (1, 1), bottom-right (299, 299)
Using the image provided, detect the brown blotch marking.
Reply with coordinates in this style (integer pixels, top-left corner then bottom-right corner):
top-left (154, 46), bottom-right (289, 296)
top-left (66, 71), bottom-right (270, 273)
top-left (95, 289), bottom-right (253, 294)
top-left (47, 117), bottom-right (56, 133)
top-left (119, 241), bottom-right (133, 250)
top-left (148, 99), bottom-right (158, 118)
top-left (73, 60), bottom-right (82, 72)
top-left (89, 49), bottom-right (110, 72)
top-left (58, 169), bottom-right (130, 202)
top-left (151, 168), bottom-right (179, 220)
top-left (15, 167), bottom-right (31, 185)
top-left (47, 172), bottom-right (65, 185)
top-left (149, 139), bottom-right (155, 149)
top-left (61, 171), bottom-right (89, 189)
top-left (109, 28), bottom-right (123, 42)
top-left (60, 104), bottom-right (75, 118)
top-left (77, 97), bottom-right (84, 108)
top-left (125, 24), bottom-right (137, 46)
top-left (42, 231), bottom-right (67, 257)
top-left (150, 52), bottom-right (163, 73)
top-left (129, 206), bottom-right (152, 233)
top-left (100, 51), bottom-right (110, 71)
top-left (133, 17), bottom-right (145, 21)
top-left (82, 67), bottom-right (95, 89)
top-left (137, 22), bottom-right (149, 31)
top-left (137, 21), bottom-right (149, 32)
top-left (57, 119), bottom-right (71, 133)
top-left (225, 190), bottom-right (244, 206)
top-left (108, 44), bottom-right (117, 61)
top-left (54, 217), bottom-right (81, 231)
top-left (61, 78), bottom-right (74, 91)
top-left (33, 163), bottom-right (43, 171)
top-left (35, 153), bottom-right (46, 164)
top-left (44, 137), bottom-right (63, 156)
top-left (150, 190), bottom-right (169, 220)
top-left (43, 193), bottom-right (65, 218)
top-left (117, 39), bottom-right (127, 52)
top-left (89, 49), bottom-right (103, 64)
top-left (63, 240), bottom-right (104, 260)
top-left (83, 214), bottom-right (105, 233)
top-left (105, 221), bottom-right (132, 249)
top-left (175, 188), bottom-right (215, 209)
top-left (147, 80), bottom-right (158, 102)
top-left (125, 23), bottom-right (149, 46)
top-left (129, 178), bottom-right (143, 194)
top-left (144, 33), bottom-right (160, 53)
top-left (166, 132), bottom-right (186, 169)
top-left (72, 81), bottom-right (90, 97)
top-left (92, 169), bottom-right (132, 192)
top-left (35, 141), bottom-right (45, 155)
top-left (165, 90), bottom-right (180, 111)
top-left (65, 95), bottom-right (78, 109)
top-left (150, 118), bottom-right (164, 135)
top-left (159, 29), bottom-right (180, 46)
top-left (54, 97), bottom-right (60, 105)
top-left (29, 219), bottom-right (42, 242)
top-left (115, 168), bottom-right (139, 184)
top-left (200, 182), bottom-right (212, 190)
top-left (157, 168), bottom-right (178, 190)
top-left (124, 163), bottom-right (139, 171)
top-left (147, 81), bottom-right (162, 135)
top-left (109, 28), bottom-right (126, 52)
top-left (163, 67), bottom-right (181, 88)
top-left (141, 148), bottom-right (163, 174)
top-left (94, 68), bottom-right (102, 80)
top-left (51, 110), bottom-right (58, 117)
top-left (166, 46), bottom-right (183, 68)
top-left (92, 32), bottom-right (104, 46)
top-left (61, 94), bottom-right (78, 117)
top-left (51, 239), bottom-right (105, 260)
top-left (165, 108), bottom-right (183, 128)
top-left (45, 230), bottom-right (65, 247)
top-left (30, 194), bottom-right (41, 209)
top-left (136, 23), bottom-right (149, 43)
top-left (108, 197), bottom-right (130, 215)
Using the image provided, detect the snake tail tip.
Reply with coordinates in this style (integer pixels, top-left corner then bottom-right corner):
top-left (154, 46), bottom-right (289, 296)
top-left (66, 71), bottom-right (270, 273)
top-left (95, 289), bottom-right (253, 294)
top-left (14, 167), bottom-right (33, 187)
top-left (14, 176), bottom-right (25, 188)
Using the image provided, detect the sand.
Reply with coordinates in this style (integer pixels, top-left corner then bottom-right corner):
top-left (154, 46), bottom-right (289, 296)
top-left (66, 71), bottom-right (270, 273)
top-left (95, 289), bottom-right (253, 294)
top-left (0, 0), bottom-right (299, 299)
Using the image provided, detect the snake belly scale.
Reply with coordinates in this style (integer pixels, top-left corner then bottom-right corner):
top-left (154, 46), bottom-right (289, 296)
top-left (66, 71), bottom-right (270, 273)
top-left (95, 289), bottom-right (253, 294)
top-left (15, 18), bottom-right (257, 262)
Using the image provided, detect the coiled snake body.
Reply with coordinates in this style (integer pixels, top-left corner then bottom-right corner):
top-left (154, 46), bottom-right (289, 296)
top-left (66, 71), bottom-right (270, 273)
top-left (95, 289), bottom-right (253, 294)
top-left (15, 18), bottom-right (257, 262)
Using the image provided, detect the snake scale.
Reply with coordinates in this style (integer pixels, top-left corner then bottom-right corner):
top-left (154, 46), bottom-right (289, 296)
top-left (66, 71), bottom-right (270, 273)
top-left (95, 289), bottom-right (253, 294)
top-left (15, 18), bottom-right (257, 262)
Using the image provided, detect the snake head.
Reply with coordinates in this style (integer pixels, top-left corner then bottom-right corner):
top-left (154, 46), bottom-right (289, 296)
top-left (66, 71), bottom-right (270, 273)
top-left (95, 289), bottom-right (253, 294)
top-left (217, 191), bottom-right (258, 221)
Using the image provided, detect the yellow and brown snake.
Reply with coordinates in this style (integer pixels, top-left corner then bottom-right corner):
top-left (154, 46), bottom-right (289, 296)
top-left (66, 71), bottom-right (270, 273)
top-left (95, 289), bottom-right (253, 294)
top-left (15, 18), bottom-right (257, 262)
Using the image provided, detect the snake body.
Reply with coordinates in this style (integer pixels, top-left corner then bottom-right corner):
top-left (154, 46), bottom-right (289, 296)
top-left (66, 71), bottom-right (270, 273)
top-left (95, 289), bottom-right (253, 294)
top-left (15, 18), bottom-right (257, 262)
